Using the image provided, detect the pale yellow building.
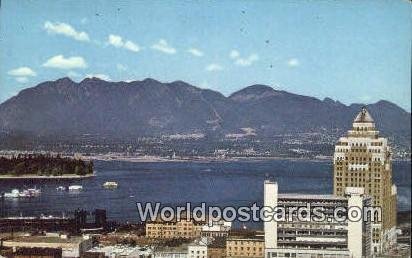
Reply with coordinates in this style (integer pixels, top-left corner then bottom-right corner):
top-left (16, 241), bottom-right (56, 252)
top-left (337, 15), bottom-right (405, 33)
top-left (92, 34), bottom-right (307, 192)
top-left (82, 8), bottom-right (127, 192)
top-left (146, 219), bottom-right (203, 239)
top-left (333, 107), bottom-right (397, 254)
top-left (226, 232), bottom-right (264, 258)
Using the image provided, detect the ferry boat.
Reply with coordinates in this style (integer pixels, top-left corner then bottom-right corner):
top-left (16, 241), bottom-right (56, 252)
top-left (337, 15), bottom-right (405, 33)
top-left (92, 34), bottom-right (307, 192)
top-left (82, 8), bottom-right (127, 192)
top-left (103, 181), bottom-right (118, 189)
top-left (68, 185), bottom-right (83, 191)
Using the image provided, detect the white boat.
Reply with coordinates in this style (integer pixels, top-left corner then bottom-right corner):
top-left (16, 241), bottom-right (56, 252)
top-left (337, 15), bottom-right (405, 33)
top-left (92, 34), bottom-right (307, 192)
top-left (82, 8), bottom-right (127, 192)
top-left (68, 185), bottom-right (83, 191)
top-left (4, 188), bottom-right (40, 198)
top-left (27, 188), bottom-right (41, 196)
top-left (56, 186), bottom-right (66, 191)
top-left (103, 181), bottom-right (118, 189)
top-left (4, 189), bottom-right (20, 198)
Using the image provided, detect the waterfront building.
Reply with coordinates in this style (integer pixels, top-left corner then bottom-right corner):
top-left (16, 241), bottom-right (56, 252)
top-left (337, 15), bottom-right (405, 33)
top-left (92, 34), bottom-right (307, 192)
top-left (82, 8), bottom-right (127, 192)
top-left (226, 231), bottom-right (264, 257)
top-left (264, 180), bottom-right (372, 258)
top-left (333, 107), bottom-right (397, 253)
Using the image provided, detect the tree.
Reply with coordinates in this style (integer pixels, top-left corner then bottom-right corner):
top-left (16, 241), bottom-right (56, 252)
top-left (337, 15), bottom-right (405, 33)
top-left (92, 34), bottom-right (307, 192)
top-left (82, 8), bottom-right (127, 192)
top-left (52, 168), bottom-right (60, 176)
top-left (75, 165), bottom-right (86, 176)
top-left (13, 162), bottom-right (26, 176)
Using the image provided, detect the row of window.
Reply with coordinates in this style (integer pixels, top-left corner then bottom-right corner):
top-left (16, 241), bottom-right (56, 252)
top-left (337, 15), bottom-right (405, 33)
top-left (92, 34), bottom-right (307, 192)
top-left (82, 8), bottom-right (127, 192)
top-left (336, 156), bottom-right (383, 162)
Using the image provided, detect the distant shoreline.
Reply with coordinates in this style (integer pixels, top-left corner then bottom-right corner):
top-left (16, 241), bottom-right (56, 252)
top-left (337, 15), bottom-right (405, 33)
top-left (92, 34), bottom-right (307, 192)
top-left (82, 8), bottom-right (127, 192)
top-left (86, 155), bottom-right (333, 163)
top-left (0, 173), bottom-right (95, 180)
top-left (85, 154), bottom-right (410, 163)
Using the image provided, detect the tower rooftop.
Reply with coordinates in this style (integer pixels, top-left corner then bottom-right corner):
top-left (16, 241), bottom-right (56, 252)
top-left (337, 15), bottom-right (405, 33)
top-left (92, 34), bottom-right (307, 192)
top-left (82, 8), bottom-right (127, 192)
top-left (354, 107), bottom-right (374, 123)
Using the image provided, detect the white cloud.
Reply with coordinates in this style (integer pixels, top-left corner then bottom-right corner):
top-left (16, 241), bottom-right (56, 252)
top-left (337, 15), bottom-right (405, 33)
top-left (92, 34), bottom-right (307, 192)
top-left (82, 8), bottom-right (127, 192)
top-left (43, 55), bottom-right (87, 69)
top-left (108, 35), bottom-right (123, 47)
top-left (235, 54), bottom-right (259, 67)
top-left (107, 34), bottom-right (140, 52)
top-left (124, 41), bottom-right (140, 52)
top-left (229, 50), bottom-right (259, 66)
top-left (187, 48), bottom-right (204, 57)
top-left (205, 63), bottom-right (223, 72)
top-left (16, 77), bottom-right (29, 83)
top-left (44, 21), bottom-right (90, 41)
top-left (151, 39), bottom-right (176, 54)
top-left (230, 50), bottom-right (240, 59)
top-left (8, 67), bottom-right (37, 77)
top-left (86, 74), bottom-right (111, 81)
top-left (287, 58), bottom-right (300, 67)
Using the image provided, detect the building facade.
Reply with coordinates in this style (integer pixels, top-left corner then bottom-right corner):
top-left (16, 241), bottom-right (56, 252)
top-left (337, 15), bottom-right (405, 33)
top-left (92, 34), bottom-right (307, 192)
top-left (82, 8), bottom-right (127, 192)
top-left (187, 238), bottom-right (209, 258)
top-left (146, 219), bottom-right (203, 239)
top-left (200, 221), bottom-right (231, 238)
top-left (2, 235), bottom-right (92, 258)
top-left (264, 180), bottom-right (372, 258)
top-left (333, 107), bottom-right (397, 253)
top-left (226, 235), bottom-right (264, 258)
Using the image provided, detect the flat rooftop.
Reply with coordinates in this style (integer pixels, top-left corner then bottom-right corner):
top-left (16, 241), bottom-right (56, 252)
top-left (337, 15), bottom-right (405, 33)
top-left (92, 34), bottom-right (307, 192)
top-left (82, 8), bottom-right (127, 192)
top-left (4, 235), bottom-right (85, 244)
top-left (278, 193), bottom-right (346, 201)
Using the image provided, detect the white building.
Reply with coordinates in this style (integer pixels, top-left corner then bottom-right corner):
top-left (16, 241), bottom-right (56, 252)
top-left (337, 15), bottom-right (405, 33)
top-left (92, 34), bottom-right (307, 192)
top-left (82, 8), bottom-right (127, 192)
top-left (87, 245), bottom-right (153, 257)
top-left (187, 237), bottom-right (210, 258)
top-left (201, 220), bottom-right (232, 238)
top-left (154, 247), bottom-right (188, 258)
top-left (264, 180), bottom-right (373, 258)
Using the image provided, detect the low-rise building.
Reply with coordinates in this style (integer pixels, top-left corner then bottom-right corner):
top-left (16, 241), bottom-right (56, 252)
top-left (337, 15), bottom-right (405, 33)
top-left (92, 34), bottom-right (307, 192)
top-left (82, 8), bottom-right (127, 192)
top-left (154, 245), bottom-right (188, 258)
top-left (187, 238), bottom-right (210, 258)
top-left (207, 237), bottom-right (226, 258)
top-left (2, 234), bottom-right (92, 258)
top-left (146, 219), bottom-right (203, 239)
top-left (86, 244), bottom-right (153, 257)
top-left (226, 231), bottom-right (264, 258)
top-left (201, 221), bottom-right (231, 238)
top-left (5, 247), bottom-right (62, 258)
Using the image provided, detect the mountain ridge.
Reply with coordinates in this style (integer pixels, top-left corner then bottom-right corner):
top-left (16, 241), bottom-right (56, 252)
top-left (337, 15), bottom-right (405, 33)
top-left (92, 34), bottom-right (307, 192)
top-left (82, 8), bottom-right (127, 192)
top-left (2, 77), bottom-right (410, 112)
top-left (0, 77), bottom-right (410, 147)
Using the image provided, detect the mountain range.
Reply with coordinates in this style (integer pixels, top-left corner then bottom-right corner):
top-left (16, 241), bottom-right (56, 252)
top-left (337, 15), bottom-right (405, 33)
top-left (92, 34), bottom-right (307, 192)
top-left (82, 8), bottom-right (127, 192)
top-left (0, 77), bottom-right (410, 146)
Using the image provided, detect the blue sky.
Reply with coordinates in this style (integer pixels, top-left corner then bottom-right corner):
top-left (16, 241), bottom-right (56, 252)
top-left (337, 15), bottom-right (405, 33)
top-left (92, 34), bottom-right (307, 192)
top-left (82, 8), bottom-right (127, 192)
top-left (1, 0), bottom-right (411, 111)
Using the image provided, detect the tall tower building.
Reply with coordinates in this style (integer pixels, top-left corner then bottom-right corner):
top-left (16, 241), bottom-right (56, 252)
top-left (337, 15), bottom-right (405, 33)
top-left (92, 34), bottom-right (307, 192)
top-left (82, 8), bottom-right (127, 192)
top-left (333, 107), bottom-right (397, 254)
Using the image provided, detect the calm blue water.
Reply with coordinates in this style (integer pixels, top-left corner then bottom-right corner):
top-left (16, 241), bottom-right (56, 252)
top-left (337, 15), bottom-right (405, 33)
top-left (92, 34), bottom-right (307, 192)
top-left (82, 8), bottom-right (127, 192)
top-left (0, 160), bottom-right (410, 224)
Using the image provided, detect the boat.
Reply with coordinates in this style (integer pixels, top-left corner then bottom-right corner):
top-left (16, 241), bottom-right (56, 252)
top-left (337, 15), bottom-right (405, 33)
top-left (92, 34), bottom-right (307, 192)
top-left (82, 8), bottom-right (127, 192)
top-left (103, 181), bottom-right (118, 189)
top-left (27, 188), bottom-right (41, 196)
top-left (68, 185), bottom-right (83, 191)
top-left (56, 186), bottom-right (66, 191)
top-left (4, 189), bottom-right (20, 198)
top-left (20, 190), bottom-right (30, 197)
top-left (4, 188), bottom-right (41, 198)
